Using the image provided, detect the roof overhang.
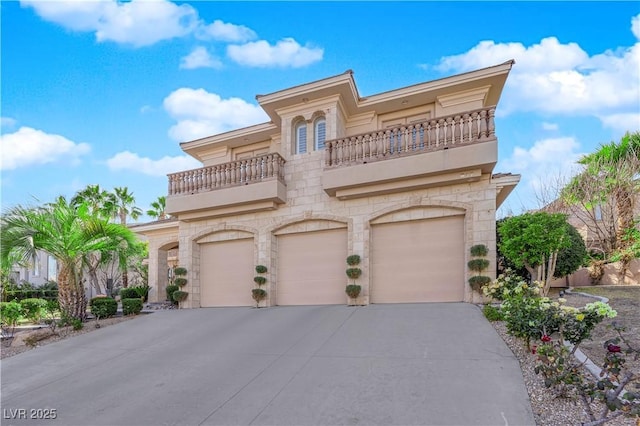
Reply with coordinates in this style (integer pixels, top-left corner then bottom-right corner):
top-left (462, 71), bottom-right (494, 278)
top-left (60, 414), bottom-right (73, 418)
top-left (493, 172), bottom-right (521, 208)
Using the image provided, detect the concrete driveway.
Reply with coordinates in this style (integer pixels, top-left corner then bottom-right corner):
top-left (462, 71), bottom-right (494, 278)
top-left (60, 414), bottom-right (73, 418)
top-left (1, 304), bottom-right (534, 426)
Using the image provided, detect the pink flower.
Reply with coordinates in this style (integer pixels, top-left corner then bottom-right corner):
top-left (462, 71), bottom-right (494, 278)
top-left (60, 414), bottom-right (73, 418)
top-left (541, 335), bottom-right (551, 342)
top-left (607, 344), bottom-right (621, 353)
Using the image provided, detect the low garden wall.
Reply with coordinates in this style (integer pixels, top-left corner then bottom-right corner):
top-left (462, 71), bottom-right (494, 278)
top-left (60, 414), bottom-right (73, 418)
top-left (551, 258), bottom-right (640, 287)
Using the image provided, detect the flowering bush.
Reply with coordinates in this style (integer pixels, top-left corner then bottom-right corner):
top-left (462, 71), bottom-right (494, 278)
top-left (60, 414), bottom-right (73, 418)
top-left (482, 269), bottom-right (541, 301)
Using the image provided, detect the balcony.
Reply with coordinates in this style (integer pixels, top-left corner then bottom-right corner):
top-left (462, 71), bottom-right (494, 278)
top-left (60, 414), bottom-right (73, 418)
top-left (166, 153), bottom-right (287, 221)
top-left (322, 107), bottom-right (497, 199)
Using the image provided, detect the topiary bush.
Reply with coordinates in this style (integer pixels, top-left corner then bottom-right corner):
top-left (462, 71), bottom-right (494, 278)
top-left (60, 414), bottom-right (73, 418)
top-left (468, 259), bottom-right (490, 272)
top-left (173, 267), bottom-right (187, 277)
top-left (90, 297), bottom-right (117, 319)
top-left (173, 277), bottom-right (187, 287)
top-left (346, 254), bottom-right (361, 266)
top-left (345, 284), bottom-right (361, 299)
top-left (172, 291), bottom-right (188, 303)
top-left (346, 268), bottom-right (362, 279)
top-left (166, 284), bottom-right (179, 303)
top-left (255, 265), bottom-right (267, 274)
top-left (122, 298), bottom-right (143, 315)
top-left (251, 288), bottom-right (267, 307)
top-left (468, 275), bottom-right (491, 288)
top-left (470, 244), bottom-right (489, 257)
top-left (19, 298), bottom-right (48, 323)
top-left (253, 276), bottom-right (267, 285)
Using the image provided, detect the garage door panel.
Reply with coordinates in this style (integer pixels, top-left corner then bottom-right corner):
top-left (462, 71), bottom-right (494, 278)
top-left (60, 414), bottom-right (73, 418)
top-left (277, 229), bottom-right (347, 305)
top-left (371, 216), bottom-right (464, 303)
top-left (200, 238), bottom-right (254, 307)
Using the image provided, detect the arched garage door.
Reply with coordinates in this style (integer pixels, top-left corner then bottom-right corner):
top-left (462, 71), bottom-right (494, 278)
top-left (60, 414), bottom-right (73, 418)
top-left (200, 238), bottom-right (254, 307)
top-left (277, 228), bottom-right (347, 305)
top-left (371, 216), bottom-right (465, 303)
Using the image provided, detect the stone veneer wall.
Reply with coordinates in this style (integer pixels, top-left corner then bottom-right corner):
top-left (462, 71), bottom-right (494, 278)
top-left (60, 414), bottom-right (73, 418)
top-left (172, 149), bottom-right (498, 307)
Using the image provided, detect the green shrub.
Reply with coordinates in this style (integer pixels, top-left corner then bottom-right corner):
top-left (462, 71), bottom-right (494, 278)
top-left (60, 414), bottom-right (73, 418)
top-left (131, 285), bottom-right (150, 302)
top-left (173, 277), bottom-right (187, 287)
top-left (172, 291), bottom-right (188, 303)
top-left (470, 244), bottom-right (489, 257)
top-left (251, 288), bottom-right (267, 307)
top-left (1, 301), bottom-right (23, 335)
top-left (253, 276), bottom-right (267, 285)
top-left (71, 318), bottom-right (83, 330)
top-left (122, 298), bottom-right (143, 315)
top-left (468, 275), bottom-right (491, 288)
top-left (119, 288), bottom-right (138, 299)
top-left (255, 265), bottom-right (267, 274)
top-left (19, 298), bottom-right (48, 323)
top-left (89, 297), bottom-right (117, 319)
top-left (483, 304), bottom-right (504, 322)
top-left (166, 284), bottom-right (179, 303)
top-left (345, 284), bottom-right (361, 299)
top-left (467, 259), bottom-right (490, 272)
top-left (346, 255), bottom-right (361, 266)
top-left (346, 268), bottom-right (362, 279)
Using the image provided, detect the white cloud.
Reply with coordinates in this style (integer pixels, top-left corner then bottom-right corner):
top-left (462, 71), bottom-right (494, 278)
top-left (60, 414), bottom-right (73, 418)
top-left (541, 122), bottom-right (559, 131)
top-left (1, 117), bottom-right (17, 129)
top-left (227, 38), bottom-right (323, 68)
top-left (180, 46), bottom-right (223, 70)
top-left (598, 113), bottom-right (640, 133)
top-left (197, 19), bottom-right (256, 43)
top-left (0, 126), bottom-right (91, 170)
top-left (632, 13), bottom-right (640, 40)
top-left (501, 137), bottom-right (584, 195)
top-left (435, 16), bottom-right (640, 130)
top-left (106, 151), bottom-right (201, 176)
top-left (163, 88), bottom-right (269, 141)
top-left (21, 0), bottom-right (198, 47)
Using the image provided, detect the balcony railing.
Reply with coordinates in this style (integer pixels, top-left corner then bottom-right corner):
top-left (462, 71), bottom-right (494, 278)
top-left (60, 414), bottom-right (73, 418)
top-left (324, 106), bottom-right (495, 167)
top-left (168, 153), bottom-right (286, 196)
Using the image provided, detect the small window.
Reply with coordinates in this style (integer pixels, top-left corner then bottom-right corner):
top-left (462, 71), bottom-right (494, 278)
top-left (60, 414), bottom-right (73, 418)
top-left (47, 255), bottom-right (57, 282)
top-left (32, 254), bottom-right (40, 277)
top-left (314, 118), bottom-right (326, 150)
top-left (595, 205), bottom-right (602, 221)
top-left (296, 122), bottom-right (307, 154)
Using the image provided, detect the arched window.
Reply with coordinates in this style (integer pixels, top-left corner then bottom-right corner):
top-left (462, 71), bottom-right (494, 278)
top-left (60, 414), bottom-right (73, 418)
top-left (314, 117), bottom-right (326, 150)
top-left (295, 122), bottom-right (307, 154)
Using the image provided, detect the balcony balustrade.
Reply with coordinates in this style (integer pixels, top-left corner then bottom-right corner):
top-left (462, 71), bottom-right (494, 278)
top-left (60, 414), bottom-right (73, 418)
top-left (168, 153), bottom-right (286, 196)
top-left (324, 106), bottom-right (495, 168)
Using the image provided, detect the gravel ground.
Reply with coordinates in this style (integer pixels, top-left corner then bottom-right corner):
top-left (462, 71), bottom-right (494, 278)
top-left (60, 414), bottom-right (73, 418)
top-left (0, 314), bottom-right (137, 359)
top-left (492, 321), bottom-right (637, 426)
top-left (491, 290), bottom-right (639, 426)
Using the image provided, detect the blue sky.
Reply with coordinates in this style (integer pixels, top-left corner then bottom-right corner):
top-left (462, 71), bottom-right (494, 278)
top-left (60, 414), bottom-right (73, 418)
top-left (2, 1), bottom-right (639, 220)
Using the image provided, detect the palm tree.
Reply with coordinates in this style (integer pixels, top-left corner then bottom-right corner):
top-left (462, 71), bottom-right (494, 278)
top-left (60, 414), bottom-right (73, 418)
top-left (1, 197), bottom-right (138, 320)
top-left (572, 131), bottom-right (639, 251)
top-left (71, 184), bottom-right (113, 219)
top-left (147, 196), bottom-right (168, 220)
top-left (109, 187), bottom-right (142, 288)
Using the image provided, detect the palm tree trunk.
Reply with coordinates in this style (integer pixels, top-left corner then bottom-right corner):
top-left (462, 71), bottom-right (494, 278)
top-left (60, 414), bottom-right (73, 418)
top-left (614, 188), bottom-right (633, 250)
top-left (57, 263), bottom-right (87, 321)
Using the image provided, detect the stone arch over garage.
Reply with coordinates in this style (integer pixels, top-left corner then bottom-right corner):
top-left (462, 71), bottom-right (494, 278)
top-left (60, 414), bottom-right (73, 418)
top-left (188, 225), bottom-right (258, 308)
top-left (366, 200), bottom-right (473, 303)
top-left (268, 214), bottom-right (351, 306)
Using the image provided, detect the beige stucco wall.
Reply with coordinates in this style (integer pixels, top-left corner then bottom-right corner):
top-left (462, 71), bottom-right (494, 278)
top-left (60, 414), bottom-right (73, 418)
top-left (159, 149), bottom-right (498, 307)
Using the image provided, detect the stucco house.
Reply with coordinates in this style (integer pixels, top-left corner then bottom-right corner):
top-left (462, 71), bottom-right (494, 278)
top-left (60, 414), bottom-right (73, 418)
top-left (134, 61), bottom-right (520, 307)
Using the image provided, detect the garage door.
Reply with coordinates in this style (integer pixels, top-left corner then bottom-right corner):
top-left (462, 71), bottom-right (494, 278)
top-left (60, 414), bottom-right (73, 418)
top-left (277, 228), bottom-right (347, 305)
top-left (200, 239), bottom-right (254, 307)
top-left (371, 216), bottom-right (464, 303)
